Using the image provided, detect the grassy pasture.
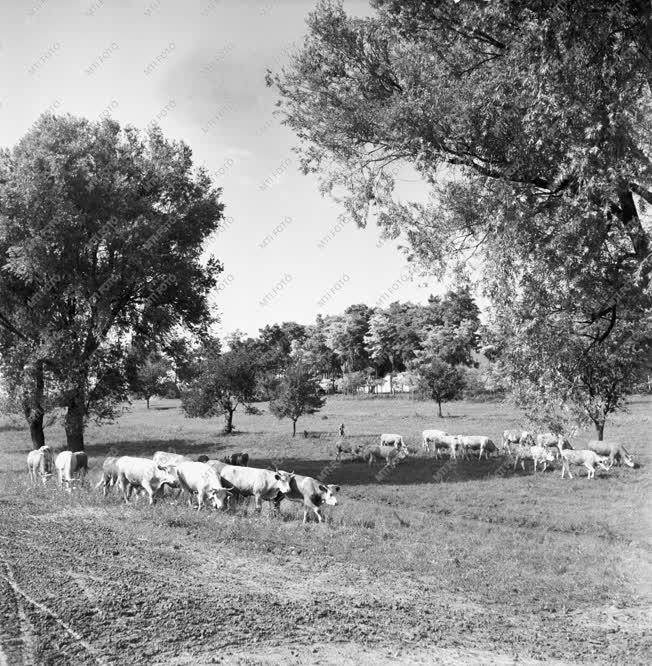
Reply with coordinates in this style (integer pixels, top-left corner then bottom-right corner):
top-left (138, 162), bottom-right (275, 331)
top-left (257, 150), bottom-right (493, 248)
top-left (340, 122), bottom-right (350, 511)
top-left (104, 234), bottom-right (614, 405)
top-left (0, 395), bottom-right (650, 665)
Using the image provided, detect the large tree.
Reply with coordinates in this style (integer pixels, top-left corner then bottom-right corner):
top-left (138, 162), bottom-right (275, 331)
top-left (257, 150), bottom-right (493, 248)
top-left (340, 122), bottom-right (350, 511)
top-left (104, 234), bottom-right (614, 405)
top-left (0, 114), bottom-right (223, 450)
top-left (270, 0), bottom-right (651, 424)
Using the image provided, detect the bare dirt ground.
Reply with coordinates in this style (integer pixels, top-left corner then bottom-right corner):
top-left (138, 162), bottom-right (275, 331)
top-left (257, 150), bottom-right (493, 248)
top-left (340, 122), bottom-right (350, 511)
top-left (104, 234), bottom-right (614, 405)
top-left (1, 396), bottom-right (650, 664)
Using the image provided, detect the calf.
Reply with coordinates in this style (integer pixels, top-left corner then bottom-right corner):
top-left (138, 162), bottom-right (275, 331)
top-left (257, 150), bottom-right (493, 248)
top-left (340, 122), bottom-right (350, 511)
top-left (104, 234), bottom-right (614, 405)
top-left (116, 456), bottom-right (177, 505)
top-left (27, 445), bottom-right (53, 485)
top-left (54, 451), bottom-right (88, 492)
top-left (273, 474), bottom-right (340, 523)
top-left (218, 465), bottom-right (294, 512)
top-left (586, 440), bottom-right (634, 468)
top-left (432, 435), bottom-right (460, 460)
top-left (176, 461), bottom-right (231, 511)
top-left (367, 445), bottom-right (407, 467)
top-left (560, 449), bottom-right (612, 479)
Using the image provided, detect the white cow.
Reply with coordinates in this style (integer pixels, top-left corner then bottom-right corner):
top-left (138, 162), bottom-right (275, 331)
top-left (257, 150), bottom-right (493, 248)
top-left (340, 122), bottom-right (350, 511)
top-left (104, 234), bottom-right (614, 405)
top-left (457, 436), bottom-right (496, 461)
top-left (586, 440), bottom-right (634, 468)
top-left (422, 429), bottom-right (448, 453)
top-left (367, 445), bottom-right (407, 467)
top-left (380, 433), bottom-right (404, 448)
top-left (175, 461), bottom-right (231, 511)
top-left (27, 445), bottom-right (53, 484)
top-left (560, 449), bottom-right (612, 479)
top-left (512, 445), bottom-right (556, 473)
top-left (218, 465), bottom-right (294, 513)
top-left (54, 451), bottom-right (88, 492)
top-left (273, 474), bottom-right (340, 523)
top-left (116, 456), bottom-right (177, 505)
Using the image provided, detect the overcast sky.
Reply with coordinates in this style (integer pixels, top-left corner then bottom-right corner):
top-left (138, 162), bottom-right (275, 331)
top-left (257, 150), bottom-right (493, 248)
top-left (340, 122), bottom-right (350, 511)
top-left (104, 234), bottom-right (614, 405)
top-left (0, 0), bottom-right (444, 338)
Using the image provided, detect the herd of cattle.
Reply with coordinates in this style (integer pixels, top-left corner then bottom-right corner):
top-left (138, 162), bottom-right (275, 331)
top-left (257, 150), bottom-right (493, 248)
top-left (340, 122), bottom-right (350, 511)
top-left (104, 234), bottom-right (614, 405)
top-left (24, 426), bottom-right (635, 522)
top-left (337, 428), bottom-right (636, 479)
top-left (26, 448), bottom-right (339, 523)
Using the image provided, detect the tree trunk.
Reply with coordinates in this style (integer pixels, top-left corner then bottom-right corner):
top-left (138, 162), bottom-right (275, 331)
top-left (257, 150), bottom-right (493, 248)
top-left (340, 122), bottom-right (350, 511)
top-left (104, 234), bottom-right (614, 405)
top-left (23, 360), bottom-right (46, 449)
top-left (292, 419), bottom-right (297, 437)
top-left (146, 396), bottom-right (150, 409)
top-left (437, 399), bottom-right (443, 418)
top-left (224, 409), bottom-right (234, 434)
top-left (64, 390), bottom-right (85, 452)
top-left (595, 422), bottom-right (604, 441)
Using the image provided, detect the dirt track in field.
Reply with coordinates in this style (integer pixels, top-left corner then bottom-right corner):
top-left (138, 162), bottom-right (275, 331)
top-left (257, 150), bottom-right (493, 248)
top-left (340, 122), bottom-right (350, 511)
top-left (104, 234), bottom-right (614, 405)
top-left (0, 498), bottom-right (649, 666)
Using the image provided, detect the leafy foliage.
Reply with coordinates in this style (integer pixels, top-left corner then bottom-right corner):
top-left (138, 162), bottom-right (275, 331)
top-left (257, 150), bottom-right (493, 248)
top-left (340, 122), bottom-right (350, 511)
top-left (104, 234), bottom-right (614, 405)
top-left (269, 362), bottom-right (326, 436)
top-left (182, 347), bottom-right (259, 433)
top-left (270, 0), bottom-right (652, 429)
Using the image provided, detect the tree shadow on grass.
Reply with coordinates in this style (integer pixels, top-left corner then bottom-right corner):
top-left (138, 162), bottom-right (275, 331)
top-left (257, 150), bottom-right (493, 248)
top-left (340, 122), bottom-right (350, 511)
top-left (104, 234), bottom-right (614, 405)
top-left (246, 454), bottom-right (525, 486)
top-left (84, 438), bottom-right (231, 459)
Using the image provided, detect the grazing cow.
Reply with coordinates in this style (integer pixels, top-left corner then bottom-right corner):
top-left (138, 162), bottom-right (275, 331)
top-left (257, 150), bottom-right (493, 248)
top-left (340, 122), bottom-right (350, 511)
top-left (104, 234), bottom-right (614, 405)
top-left (560, 449), bottom-right (612, 479)
top-left (27, 445), bottom-right (53, 484)
top-left (422, 429), bottom-right (448, 453)
top-left (175, 461), bottom-right (231, 511)
top-left (587, 440), bottom-right (634, 468)
top-left (380, 433), bottom-right (404, 448)
top-left (335, 440), bottom-right (364, 461)
top-left (116, 456), bottom-right (177, 505)
top-left (221, 452), bottom-right (249, 466)
top-left (512, 445), bottom-right (556, 473)
top-left (273, 474), bottom-right (340, 523)
top-left (152, 451), bottom-right (190, 469)
top-left (54, 451), bottom-right (88, 492)
top-left (95, 456), bottom-right (121, 496)
top-left (218, 465), bottom-right (294, 512)
top-left (367, 445), bottom-right (407, 467)
top-left (458, 436), bottom-right (496, 461)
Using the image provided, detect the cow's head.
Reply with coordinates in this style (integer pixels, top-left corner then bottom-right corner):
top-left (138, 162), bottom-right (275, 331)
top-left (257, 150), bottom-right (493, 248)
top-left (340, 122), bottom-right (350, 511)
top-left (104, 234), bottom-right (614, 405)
top-left (156, 464), bottom-right (179, 488)
top-left (319, 484), bottom-right (340, 506)
top-left (597, 455), bottom-right (613, 470)
top-left (623, 455), bottom-right (635, 468)
top-left (210, 484), bottom-right (232, 510)
top-left (274, 470), bottom-right (294, 494)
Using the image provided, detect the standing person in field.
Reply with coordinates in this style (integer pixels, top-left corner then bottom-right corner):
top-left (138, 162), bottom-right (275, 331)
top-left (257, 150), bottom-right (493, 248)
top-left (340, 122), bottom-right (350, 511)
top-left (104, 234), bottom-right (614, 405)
top-left (338, 423), bottom-right (345, 437)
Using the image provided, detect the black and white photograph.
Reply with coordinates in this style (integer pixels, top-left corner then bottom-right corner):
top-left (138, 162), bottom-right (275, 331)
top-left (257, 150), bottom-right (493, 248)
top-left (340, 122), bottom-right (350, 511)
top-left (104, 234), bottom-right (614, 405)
top-left (0, 0), bottom-right (650, 663)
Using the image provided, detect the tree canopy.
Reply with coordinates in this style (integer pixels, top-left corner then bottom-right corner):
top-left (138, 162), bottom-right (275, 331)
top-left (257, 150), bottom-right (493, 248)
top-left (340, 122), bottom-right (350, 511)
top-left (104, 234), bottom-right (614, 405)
top-left (270, 0), bottom-right (652, 432)
top-left (0, 114), bottom-right (224, 449)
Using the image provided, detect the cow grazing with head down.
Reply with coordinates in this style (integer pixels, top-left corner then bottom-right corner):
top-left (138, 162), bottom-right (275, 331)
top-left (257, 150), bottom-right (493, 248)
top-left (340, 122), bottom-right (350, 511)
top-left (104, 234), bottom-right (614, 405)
top-left (274, 474), bottom-right (340, 523)
top-left (586, 440), bottom-right (634, 468)
top-left (27, 445), bottom-right (53, 485)
top-left (175, 461), bottom-right (231, 511)
top-left (335, 440), bottom-right (364, 461)
top-left (217, 465), bottom-right (294, 513)
top-left (116, 456), bottom-right (178, 505)
top-left (54, 451), bottom-right (88, 492)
